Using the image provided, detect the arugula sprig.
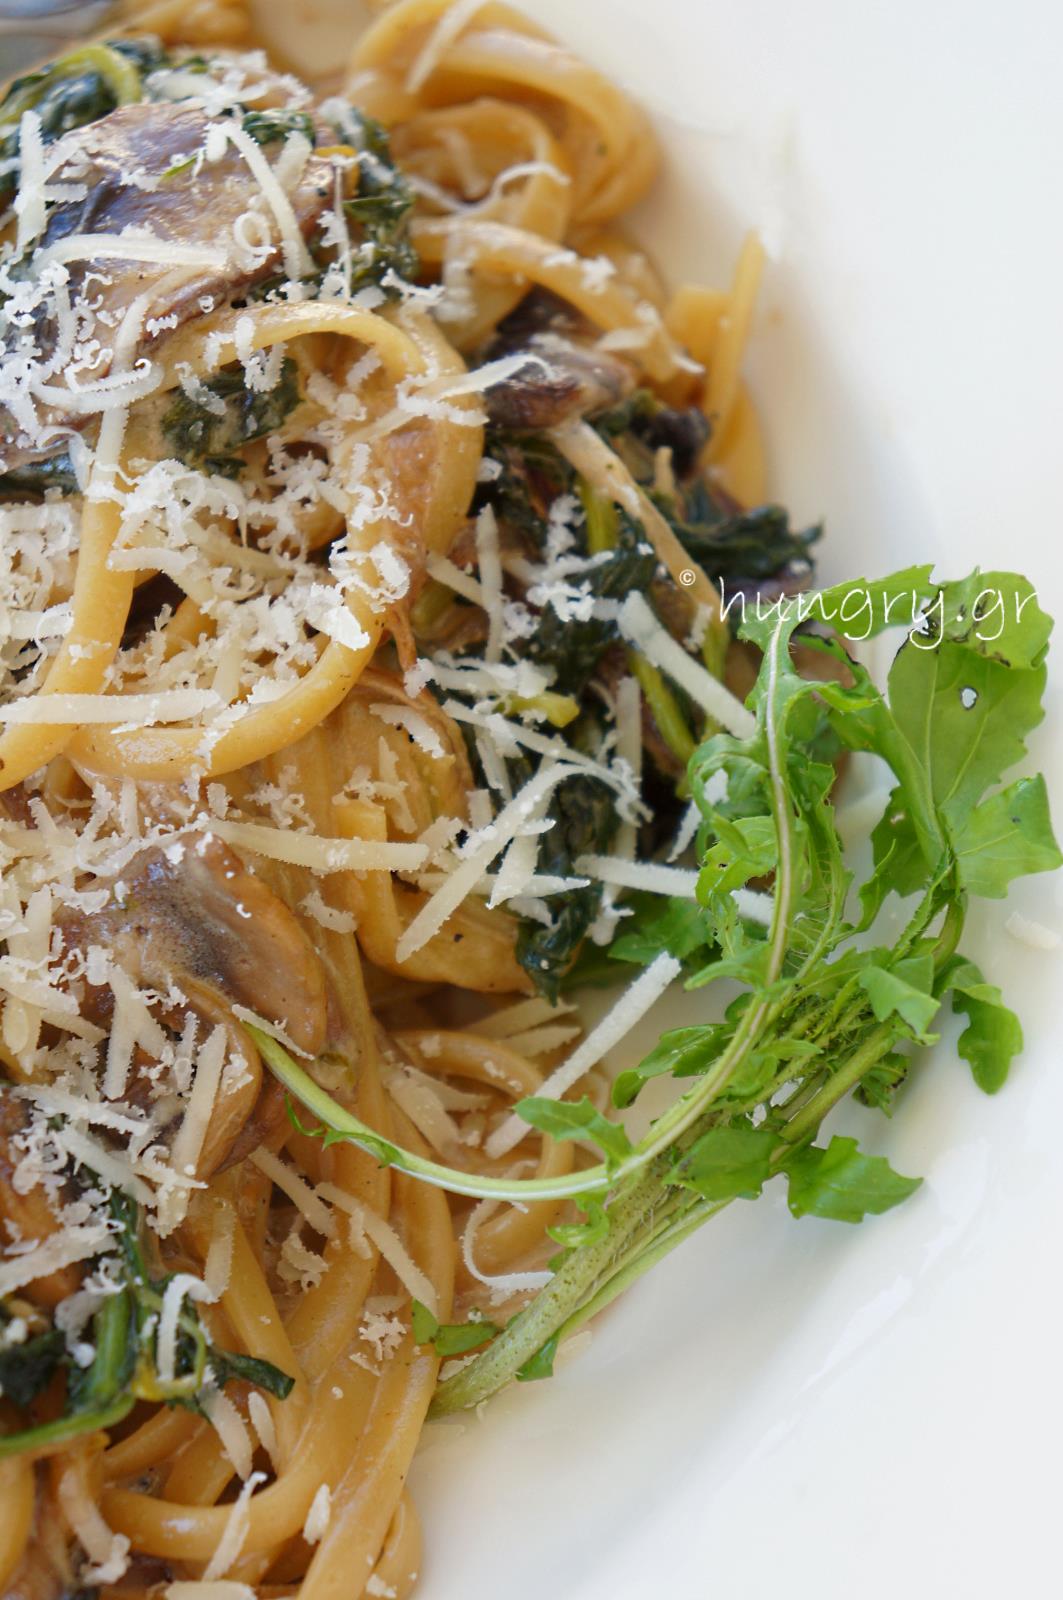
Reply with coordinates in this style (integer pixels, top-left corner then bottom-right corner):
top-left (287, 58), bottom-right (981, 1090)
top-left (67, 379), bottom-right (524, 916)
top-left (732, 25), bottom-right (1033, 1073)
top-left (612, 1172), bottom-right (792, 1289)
top-left (252, 567), bottom-right (1059, 1415)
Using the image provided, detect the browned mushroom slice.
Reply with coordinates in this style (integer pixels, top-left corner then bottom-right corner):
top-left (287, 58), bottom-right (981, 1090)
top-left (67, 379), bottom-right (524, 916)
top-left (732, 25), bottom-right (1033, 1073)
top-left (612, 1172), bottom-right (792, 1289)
top-left (0, 1091), bottom-right (82, 1310)
top-left (56, 835), bottom-right (330, 1174)
top-left (40, 101), bottom-right (335, 347)
top-left (1, 100), bottom-right (335, 466)
top-left (61, 835), bottom-right (328, 1060)
top-left (483, 333), bottom-right (636, 430)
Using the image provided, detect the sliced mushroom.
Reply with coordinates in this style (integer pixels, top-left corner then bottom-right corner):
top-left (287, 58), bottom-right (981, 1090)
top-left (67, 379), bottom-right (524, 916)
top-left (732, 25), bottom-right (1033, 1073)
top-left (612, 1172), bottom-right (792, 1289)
top-left (41, 101), bottom-right (335, 349)
top-left (482, 332), bottom-right (636, 431)
top-left (56, 834), bottom-right (330, 1176)
top-left (2, 100), bottom-right (335, 466)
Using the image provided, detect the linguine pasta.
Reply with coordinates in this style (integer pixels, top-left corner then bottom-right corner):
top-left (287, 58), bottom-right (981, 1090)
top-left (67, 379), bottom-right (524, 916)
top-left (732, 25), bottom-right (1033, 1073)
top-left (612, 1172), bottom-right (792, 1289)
top-left (0, 2), bottom-right (810, 1595)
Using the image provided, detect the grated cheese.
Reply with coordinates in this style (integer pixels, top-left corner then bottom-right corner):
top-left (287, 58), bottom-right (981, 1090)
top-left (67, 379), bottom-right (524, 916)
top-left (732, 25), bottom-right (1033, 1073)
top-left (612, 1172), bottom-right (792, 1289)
top-left (619, 593), bottom-right (757, 739)
top-left (486, 953), bottom-right (682, 1159)
top-left (14, 112), bottom-right (45, 256)
top-left (0, 689), bottom-right (221, 725)
top-left (0, 1225), bottom-right (111, 1298)
top-left (395, 763), bottom-right (587, 963)
top-left (157, 1274), bottom-right (212, 1385)
top-left (252, 1149), bottom-right (336, 1239)
top-left (208, 819), bottom-right (428, 875)
top-left (381, 1062), bottom-right (460, 1155)
top-left (406, 0), bottom-right (489, 91)
top-left (203, 1386), bottom-right (254, 1480)
top-left (370, 703), bottom-right (446, 759)
top-left (317, 1184), bottom-right (438, 1316)
top-left (247, 1390), bottom-right (278, 1473)
top-left (168, 1024), bottom-right (228, 1181)
top-left (204, 1204), bottom-right (236, 1302)
top-left (474, 505), bottom-right (504, 663)
top-left (425, 552), bottom-right (486, 607)
top-left (203, 1470), bottom-right (267, 1582)
top-left (299, 888), bottom-right (358, 935)
top-left (35, 234), bottom-right (230, 272)
top-left (210, 120), bottom-right (312, 281)
top-left (231, 1004), bottom-right (315, 1061)
top-left (461, 1197), bottom-right (552, 1300)
top-left (302, 1482), bottom-right (332, 1545)
top-left (667, 799), bottom-right (702, 862)
top-left (55, 1455), bottom-right (130, 1584)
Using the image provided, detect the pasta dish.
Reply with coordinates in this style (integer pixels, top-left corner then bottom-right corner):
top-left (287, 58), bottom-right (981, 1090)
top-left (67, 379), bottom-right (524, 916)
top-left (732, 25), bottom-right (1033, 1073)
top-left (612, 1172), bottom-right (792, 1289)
top-left (0, 2), bottom-right (1056, 1597)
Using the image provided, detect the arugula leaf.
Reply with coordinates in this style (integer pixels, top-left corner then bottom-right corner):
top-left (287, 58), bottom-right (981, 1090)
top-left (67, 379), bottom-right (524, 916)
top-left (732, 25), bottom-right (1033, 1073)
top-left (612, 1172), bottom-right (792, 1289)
top-left (547, 1193), bottom-right (610, 1253)
top-left (612, 1023), bottom-right (728, 1108)
top-left (610, 896), bottom-right (717, 970)
top-left (243, 564), bottom-right (1058, 1421)
top-left (887, 640), bottom-right (1046, 825)
top-left (933, 571), bottom-right (1052, 668)
top-left (516, 1096), bottom-right (633, 1165)
top-left (515, 1332), bottom-right (560, 1383)
top-left (670, 1122), bottom-right (776, 1202)
top-left (411, 1302), bottom-right (500, 1357)
top-left (952, 774), bottom-right (1062, 897)
top-left (858, 954), bottom-right (940, 1042)
top-left (698, 814), bottom-right (777, 897)
top-left (735, 566), bottom-right (936, 652)
top-left (939, 957), bottom-right (1023, 1094)
top-left (784, 1136), bottom-right (922, 1223)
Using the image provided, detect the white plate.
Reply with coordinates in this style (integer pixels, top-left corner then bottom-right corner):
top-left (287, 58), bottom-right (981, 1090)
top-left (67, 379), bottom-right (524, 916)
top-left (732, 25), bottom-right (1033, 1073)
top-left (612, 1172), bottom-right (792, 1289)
top-left (267, 2), bottom-right (1063, 1593)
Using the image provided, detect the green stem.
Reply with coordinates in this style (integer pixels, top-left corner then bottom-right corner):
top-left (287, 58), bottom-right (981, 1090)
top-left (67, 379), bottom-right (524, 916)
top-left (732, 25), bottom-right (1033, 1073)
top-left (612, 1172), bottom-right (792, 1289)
top-left (0, 1394), bottom-right (135, 1460)
top-left (250, 1026), bottom-right (613, 1203)
top-left (430, 1159), bottom-right (669, 1414)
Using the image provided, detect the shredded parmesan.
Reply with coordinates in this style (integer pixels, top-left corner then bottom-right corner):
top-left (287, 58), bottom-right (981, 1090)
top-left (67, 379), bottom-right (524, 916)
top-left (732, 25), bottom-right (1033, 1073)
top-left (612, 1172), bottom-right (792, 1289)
top-left (461, 1197), bottom-right (552, 1299)
top-left (406, 0), bottom-right (490, 92)
top-left (619, 593), bottom-right (757, 739)
top-left (231, 1004), bottom-right (313, 1061)
top-left (0, 1225), bottom-right (111, 1298)
top-left (157, 1274), bottom-right (212, 1385)
top-left (203, 1471), bottom-right (267, 1582)
top-left (252, 1149), bottom-right (336, 1239)
top-left (318, 1184), bottom-right (438, 1316)
top-left (210, 120), bottom-right (312, 281)
top-left (204, 1204), bottom-right (236, 1301)
top-left (474, 505), bottom-right (504, 663)
top-left (302, 1483), bottom-right (332, 1545)
top-left (168, 1025), bottom-right (228, 1180)
top-left (0, 689), bottom-right (221, 725)
top-left (370, 703), bottom-right (446, 759)
top-left (203, 1386), bottom-right (254, 1479)
top-left (247, 1391), bottom-right (279, 1472)
top-left (487, 953), bottom-right (682, 1159)
top-left (425, 552), bottom-right (486, 607)
top-left (395, 763), bottom-right (585, 963)
top-left (208, 819), bottom-right (428, 874)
